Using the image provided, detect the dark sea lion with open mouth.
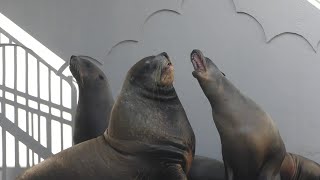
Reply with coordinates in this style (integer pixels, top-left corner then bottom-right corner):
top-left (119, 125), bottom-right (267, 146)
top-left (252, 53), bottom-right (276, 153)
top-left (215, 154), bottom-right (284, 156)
top-left (69, 55), bottom-right (114, 144)
top-left (189, 49), bottom-right (286, 180)
top-left (17, 52), bottom-right (195, 180)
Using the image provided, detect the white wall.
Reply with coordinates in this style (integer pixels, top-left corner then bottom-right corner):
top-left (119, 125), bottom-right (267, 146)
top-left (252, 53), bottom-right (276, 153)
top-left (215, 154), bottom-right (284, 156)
top-left (1, 0), bottom-right (320, 164)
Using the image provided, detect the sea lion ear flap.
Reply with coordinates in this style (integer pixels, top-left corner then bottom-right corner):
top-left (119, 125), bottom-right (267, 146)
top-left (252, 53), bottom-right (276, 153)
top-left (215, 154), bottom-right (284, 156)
top-left (99, 75), bottom-right (104, 80)
top-left (221, 71), bottom-right (226, 76)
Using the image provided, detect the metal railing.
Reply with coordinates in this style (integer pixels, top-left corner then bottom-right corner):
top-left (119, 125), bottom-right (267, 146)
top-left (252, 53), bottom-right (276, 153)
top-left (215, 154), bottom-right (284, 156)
top-left (0, 27), bottom-right (77, 180)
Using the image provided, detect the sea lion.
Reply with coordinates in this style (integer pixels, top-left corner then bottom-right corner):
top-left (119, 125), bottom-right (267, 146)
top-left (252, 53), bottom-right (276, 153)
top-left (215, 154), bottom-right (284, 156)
top-left (190, 49), bottom-right (286, 180)
top-left (17, 52), bottom-right (195, 180)
top-left (280, 153), bottom-right (320, 180)
top-left (189, 153), bottom-right (320, 180)
top-left (70, 56), bottom-right (214, 180)
top-left (69, 55), bottom-right (114, 144)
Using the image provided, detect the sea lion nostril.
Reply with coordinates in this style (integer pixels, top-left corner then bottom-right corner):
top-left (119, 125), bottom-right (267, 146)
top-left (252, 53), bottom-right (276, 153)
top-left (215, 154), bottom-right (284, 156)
top-left (70, 55), bottom-right (77, 60)
top-left (191, 50), bottom-right (200, 57)
top-left (70, 55), bottom-right (78, 65)
top-left (160, 52), bottom-right (169, 59)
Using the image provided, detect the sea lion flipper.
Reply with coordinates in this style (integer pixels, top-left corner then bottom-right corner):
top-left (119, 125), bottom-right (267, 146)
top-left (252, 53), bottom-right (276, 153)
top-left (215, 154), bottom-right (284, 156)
top-left (258, 153), bottom-right (284, 180)
top-left (224, 161), bottom-right (234, 180)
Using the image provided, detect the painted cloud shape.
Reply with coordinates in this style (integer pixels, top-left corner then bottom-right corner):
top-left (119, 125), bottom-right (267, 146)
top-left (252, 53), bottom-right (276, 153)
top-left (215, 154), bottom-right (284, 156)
top-left (233, 0), bottom-right (320, 51)
top-left (105, 0), bottom-right (182, 55)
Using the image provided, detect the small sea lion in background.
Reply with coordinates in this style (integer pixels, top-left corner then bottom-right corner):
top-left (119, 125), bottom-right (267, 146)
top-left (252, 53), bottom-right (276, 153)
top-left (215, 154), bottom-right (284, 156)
top-left (190, 49), bottom-right (286, 180)
top-left (69, 55), bottom-right (114, 144)
top-left (281, 153), bottom-right (320, 180)
top-left (17, 52), bottom-right (195, 180)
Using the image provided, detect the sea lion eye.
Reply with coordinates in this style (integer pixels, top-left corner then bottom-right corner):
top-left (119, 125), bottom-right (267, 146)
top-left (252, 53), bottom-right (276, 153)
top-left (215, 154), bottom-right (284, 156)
top-left (99, 75), bottom-right (104, 80)
top-left (86, 63), bottom-right (91, 68)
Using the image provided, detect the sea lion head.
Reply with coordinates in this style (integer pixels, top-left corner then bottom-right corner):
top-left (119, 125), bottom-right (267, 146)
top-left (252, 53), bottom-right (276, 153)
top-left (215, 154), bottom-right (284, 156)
top-left (125, 52), bottom-right (175, 96)
top-left (69, 55), bottom-right (107, 88)
top-left (190, 49), bottom-right (225, 84)
top-left (107, 52), bottom-right (195, 174)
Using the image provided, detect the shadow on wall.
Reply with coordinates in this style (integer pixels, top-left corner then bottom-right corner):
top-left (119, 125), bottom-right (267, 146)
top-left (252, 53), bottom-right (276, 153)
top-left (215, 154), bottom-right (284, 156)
top-left (0, 13), bottom-right (78, 180)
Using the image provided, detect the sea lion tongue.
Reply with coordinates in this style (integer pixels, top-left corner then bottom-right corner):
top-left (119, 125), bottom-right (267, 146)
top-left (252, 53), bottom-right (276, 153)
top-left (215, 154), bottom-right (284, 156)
top-left (191, 50), bottom-right (206, 72)
top-left (190, 50), bottom-right (225, 79)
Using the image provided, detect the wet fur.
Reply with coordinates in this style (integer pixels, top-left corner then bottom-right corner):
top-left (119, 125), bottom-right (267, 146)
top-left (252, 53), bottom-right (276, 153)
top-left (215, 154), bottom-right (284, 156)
top-left (18, 53), bottom-right (194, 180)
top-left (70, 55), bottom-right (114, 144)
top-left (191, 49), bottom-right (286, 180)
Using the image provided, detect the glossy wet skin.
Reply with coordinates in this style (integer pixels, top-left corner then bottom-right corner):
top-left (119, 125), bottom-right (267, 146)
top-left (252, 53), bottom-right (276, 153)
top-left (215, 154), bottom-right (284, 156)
top-left (18, 53), bottom-right (194, 180)
top-left (281, 153), bottom-right (320, 180)
top-left (69, 55), bottom-right (114, 144)
top-left (190, 49), bottom-right (285, 180)
top-left (69, 55), bottom-right (106, 87)
top-left (127, 52), bottom-right (174, 89)
top-left (107, 52), bottom-right (195, 177)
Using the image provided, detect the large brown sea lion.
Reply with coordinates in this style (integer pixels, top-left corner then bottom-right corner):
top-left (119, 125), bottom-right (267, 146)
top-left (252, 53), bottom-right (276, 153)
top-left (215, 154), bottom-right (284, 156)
top-left (190, 49), bottom-right (286, 180)
top-left (17, 52), bottom-right (195, 180)
top-left (69, 55), bottom-right (114, 144)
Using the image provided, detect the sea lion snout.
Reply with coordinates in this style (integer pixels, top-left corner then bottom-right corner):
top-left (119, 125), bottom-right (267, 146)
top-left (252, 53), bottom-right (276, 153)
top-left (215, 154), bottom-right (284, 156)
top-left (159, 52), bottom-right (169, 60)
top-left (191, 49), bottom-right (206, 72)
top-left (156, 52), bottom-right (172, 66)
top-left (156, 52), bottom-right (174, 86)
top-left (190, 49), bottom-right (226, 81)
top-left (190, 49), bottom-right (210, 81)
top-left (69, 55), bottom-right (78, 65)
top-left (69, 55), bottom-right (107, 88)
top-left (70, 55), bottom-right (77, 60)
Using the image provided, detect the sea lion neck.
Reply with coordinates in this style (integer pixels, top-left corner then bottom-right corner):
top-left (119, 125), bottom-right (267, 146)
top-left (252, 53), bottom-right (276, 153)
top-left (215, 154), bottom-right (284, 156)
top-left (106, 82), bottom-right (195, 172)
top-left (103, 134), bottom-right (190, 171)
top-left (78, 82), bottom-right (110, 102)
top-left (199, 76), bottom-right (233, 106)
top-left (125, 79), bottom-right (178, 101)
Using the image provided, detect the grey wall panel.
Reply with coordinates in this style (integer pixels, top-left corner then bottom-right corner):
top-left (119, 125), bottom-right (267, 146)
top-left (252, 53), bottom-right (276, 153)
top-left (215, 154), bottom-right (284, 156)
top-left (0, 0), bottom-right (320, 169)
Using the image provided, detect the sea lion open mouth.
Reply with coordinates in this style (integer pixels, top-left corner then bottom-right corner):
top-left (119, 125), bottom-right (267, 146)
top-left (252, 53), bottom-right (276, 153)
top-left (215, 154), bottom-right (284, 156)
top-left (191, 50), bottom-right (206, 72)
top-left (190, 50), bottom-right (226, 77)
